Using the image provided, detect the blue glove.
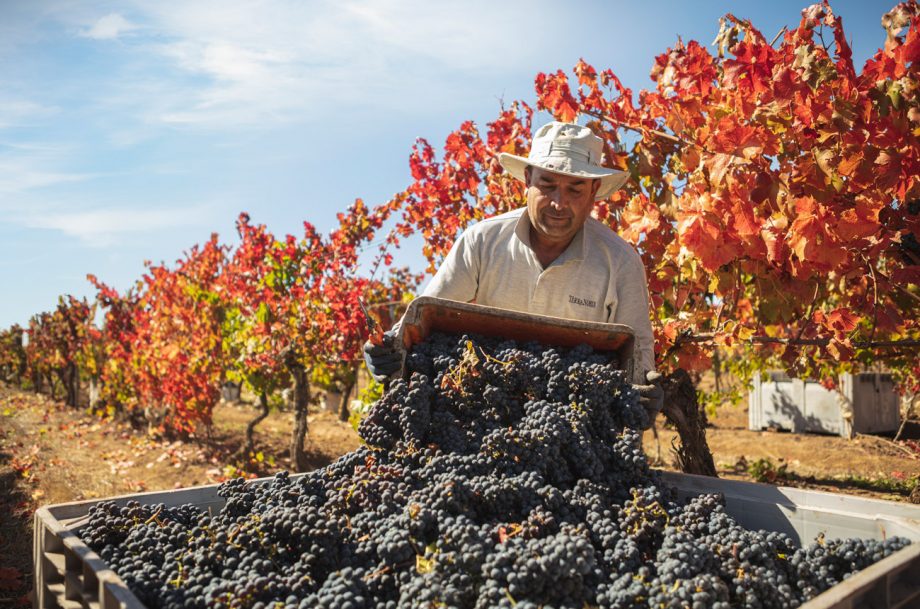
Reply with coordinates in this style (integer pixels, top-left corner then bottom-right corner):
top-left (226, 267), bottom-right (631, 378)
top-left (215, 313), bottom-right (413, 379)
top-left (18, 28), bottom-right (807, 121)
top-left (634, 371), bottom-right (664, 429)
top-left (363, 330), bottom-right (402, 382)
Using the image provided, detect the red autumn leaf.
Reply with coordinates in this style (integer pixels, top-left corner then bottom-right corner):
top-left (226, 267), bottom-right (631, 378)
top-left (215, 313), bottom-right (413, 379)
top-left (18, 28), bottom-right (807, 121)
top-left (710, 118), bottom-right (771, 160)
top-left (837, 199), bottom-right (881, 240)
top-left (771, 66), bottom-right (799, 107)
top-left (731, 201), bottom-right (762, 239)
top-left (826, 308), bottom-right (859, 334)
top-left (675, 343), bottom-right (711, 372)
top-left (535, 70), bottom-right (580, 122)
top-left (837, 151), bottom-right (863, 177)
top-left (760, 225), bottom-right (788, 266)
top-left (704, 153), bottom-right (736, 186)
top-left (787, 197), bottom-right (848, 275)
top-left (678, 211), bottom-right (741, 271)
top-left (722, 36), bottom-right (776, 95)
top-left (675, 41), bottom-right (718, 97)
top-left (680, 146), bottom-right (701, 172)
top-left (574, 58), bottom-right (597, 87)
top-left (826, 337), bottom-right (855, 361)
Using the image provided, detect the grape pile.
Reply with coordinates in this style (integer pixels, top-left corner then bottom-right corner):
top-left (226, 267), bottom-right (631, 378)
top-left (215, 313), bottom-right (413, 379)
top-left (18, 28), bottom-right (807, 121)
top-left (80, 333), bottom-right (911, 609)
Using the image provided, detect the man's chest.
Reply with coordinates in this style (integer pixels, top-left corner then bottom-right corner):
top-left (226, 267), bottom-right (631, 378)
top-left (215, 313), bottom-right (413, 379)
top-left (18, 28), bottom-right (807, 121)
top-left (475, 254), bottom-right (615, 323)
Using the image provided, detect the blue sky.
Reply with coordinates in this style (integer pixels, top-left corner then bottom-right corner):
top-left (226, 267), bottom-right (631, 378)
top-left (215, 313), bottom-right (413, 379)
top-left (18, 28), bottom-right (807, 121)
top-left (0, 0), bottom-right (896, 328)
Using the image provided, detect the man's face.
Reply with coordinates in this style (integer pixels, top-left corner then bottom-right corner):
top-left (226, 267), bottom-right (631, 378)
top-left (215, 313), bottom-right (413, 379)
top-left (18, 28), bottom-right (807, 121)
top-left (525, 166), bottom-right (600, 246)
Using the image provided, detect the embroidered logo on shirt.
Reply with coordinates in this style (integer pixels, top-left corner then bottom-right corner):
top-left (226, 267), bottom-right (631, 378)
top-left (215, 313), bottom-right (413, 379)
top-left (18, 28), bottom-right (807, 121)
top-left (568, 295), bottom-right (597, 308)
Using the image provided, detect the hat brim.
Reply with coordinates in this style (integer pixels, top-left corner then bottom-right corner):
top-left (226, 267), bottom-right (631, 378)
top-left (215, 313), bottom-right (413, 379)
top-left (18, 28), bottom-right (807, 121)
top-left (498, 152), bottom-right (629, 200)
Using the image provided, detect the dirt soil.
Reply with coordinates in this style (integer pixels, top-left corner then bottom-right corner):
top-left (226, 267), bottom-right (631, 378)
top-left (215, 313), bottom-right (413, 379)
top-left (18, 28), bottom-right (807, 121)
top-left (1, 382), bottom-right (918, 606)
top-left (0, 383), bottom-right (359, 606)
top-left (643, 402), bottom-right (920, 500)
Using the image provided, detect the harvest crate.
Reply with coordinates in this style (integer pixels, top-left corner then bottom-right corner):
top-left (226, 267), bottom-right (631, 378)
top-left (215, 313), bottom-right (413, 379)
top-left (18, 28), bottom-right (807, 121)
top-left (34, 474), bottom-right (920, 609)
top-left (397, 296), bottom-right (636, 378)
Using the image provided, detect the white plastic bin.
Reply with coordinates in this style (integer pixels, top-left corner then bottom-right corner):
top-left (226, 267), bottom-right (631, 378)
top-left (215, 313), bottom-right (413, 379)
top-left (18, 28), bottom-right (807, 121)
top-left (749, 372), bottom-right (901, 437)
top-left (34, 473), bottom-right (920, 609)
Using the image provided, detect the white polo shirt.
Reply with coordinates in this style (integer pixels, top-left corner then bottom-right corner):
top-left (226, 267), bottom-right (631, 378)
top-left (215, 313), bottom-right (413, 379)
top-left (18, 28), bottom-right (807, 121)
top-left (422, 208), bottom-right (656, 383)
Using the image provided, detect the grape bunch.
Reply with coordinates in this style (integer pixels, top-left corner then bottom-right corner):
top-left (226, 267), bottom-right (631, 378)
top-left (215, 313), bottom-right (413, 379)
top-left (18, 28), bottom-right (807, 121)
top-left (79, 332), bottom-right (912, 609)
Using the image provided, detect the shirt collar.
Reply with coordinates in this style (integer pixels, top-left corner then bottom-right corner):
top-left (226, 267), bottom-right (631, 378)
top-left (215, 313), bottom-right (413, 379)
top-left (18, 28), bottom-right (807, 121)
top-left (513, 208), bottom-right (587, 266)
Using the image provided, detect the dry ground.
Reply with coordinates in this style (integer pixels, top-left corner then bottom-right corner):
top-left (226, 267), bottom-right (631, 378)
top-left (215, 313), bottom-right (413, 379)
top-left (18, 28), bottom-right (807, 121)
top-left (643, 402), bottom-right (920, 501)
top-left (0, 384), bottom-right (359, 606)
top-left (1, 381), bottom-right (918, 605)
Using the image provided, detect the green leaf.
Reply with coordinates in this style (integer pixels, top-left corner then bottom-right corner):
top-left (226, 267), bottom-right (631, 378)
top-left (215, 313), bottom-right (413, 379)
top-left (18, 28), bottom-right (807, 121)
top-left (256, 302), bottom-right (271, 324)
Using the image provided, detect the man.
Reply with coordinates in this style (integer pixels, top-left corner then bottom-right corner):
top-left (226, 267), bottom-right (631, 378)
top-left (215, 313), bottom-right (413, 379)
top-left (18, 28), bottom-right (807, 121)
top-left (365, 121), bottom-right (662, 425)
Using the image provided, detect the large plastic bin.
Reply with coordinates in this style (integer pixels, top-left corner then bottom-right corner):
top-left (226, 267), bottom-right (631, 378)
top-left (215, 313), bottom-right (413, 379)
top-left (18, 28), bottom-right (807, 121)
top-left (34, 473), bottom-right (920, 609)
top-left (749, 371), bottom-right (901, 437)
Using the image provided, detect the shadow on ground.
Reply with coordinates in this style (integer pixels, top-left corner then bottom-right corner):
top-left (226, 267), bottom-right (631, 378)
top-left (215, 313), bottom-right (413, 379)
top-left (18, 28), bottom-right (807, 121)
top-left (0, 442), bottom-right (35, 607)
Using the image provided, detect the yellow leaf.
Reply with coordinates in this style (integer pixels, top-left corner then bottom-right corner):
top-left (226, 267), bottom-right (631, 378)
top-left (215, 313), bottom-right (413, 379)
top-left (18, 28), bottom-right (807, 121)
top-left (736, 325), bottom-right (755, 341)
top-left (708, 274), bottom-right (720, 292)
top-left (416, 555), bottom-right (435, 574)
top-left (763, 325), bottom-right (782, 338)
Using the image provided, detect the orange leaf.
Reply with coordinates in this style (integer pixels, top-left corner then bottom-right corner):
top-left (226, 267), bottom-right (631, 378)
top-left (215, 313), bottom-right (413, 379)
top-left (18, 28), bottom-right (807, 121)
top-left (760, 225), bottom-right (788, 265)
top-left (826, 308), bottom-right (859, 333)
top-left (680, 146), bottom-right (701, 172)
top-left (787, 197), bottom-right (847, 275)
top-left (826, 337), bottom-right (855, 361)
top-left (678, 211), bottom-right (741, 271)
top-left (837, 198), bottom-right (881, 240)
top-left (675, 344), bottom-right (711, 372)
top-left (574, 58), bottom-right (597, 87)
top-left (704, 153), bottom-right (736, 186)
top-left (837, 151), bottom-right (863, 176)
top-left (557, 99), bottom-right (579, 123)
top-left (731, 202), bottom-right (761, 239)
top-left (662, 321), bottom-right (680, 343)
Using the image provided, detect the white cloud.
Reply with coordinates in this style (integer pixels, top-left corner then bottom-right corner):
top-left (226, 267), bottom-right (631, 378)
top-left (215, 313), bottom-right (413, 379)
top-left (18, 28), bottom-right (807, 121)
top-left (0, 147), bottom-right (93, 195)
top-left (2, 0), bottom-right (558, 135)
top-left (80, 13), bottom-right (138, 40)
top-left (0, 142), bottom-right (212, 246)
top-left (0, 167), bottom-right (90, 193)
top-left (21, 204), bottom-right (216, 246)
top-left (63, 0), bottom-right (554, 128)
top-left (0, 95), bottom-right (58, 129)
top-left (163, 41), bottom-right (289, 83)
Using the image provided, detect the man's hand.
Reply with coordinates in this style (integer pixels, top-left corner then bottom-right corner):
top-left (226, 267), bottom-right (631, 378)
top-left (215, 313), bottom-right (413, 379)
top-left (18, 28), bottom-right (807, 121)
top-left (362, 330), bottom-right (402, 382)
top-left (635, 370), bottom-right (664, 429)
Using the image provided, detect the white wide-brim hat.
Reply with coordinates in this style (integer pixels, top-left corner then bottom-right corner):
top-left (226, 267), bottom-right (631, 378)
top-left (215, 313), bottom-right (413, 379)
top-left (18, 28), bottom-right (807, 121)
top-left (498, 121), bottom-right (629, 200)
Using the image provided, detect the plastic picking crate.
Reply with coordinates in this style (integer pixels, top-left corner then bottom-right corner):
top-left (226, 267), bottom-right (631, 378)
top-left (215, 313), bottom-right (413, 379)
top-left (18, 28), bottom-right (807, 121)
top-left (749, 371), bottom-right (901, 437)
top-left (34, 484), bottom-right (226, 609)
top-left (397, 296), bottom-right (636, 377)
top-left (34, 474), bottom-right (920, 609)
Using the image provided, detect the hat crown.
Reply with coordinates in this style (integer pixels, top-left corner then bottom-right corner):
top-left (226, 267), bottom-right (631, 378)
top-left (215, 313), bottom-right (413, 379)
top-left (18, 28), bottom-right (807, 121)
top-left (496, 120), bottom-right (628, 200)
top-left (528, 122), bottom-right (604, 166)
